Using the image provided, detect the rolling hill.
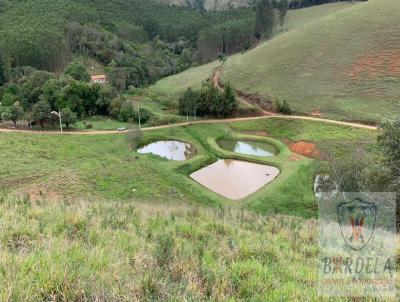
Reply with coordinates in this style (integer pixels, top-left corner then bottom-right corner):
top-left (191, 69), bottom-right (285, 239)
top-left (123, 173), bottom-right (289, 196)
top-left (150, 2), bottom-right (359, 96)
top-left (220, 0), bottom-right (400, 122)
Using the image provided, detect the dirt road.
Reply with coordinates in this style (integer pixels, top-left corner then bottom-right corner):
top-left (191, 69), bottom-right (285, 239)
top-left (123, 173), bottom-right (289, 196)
top-left (0, 68), bottom-right (377, 136)
top-left (0, 114), bottom-right (377, 136)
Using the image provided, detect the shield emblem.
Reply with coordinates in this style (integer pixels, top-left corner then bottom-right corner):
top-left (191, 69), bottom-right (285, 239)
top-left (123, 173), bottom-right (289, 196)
top-left (337, 198), bottom-right (377, 251)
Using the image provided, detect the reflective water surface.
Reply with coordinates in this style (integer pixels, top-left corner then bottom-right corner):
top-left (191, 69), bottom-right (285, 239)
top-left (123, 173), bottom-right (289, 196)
top-left (138, 140), bottom-right (196, 161)
top-left (218, 140), bottom-right (277, 157)
top-left (190, 159), bottom-right (280, 200)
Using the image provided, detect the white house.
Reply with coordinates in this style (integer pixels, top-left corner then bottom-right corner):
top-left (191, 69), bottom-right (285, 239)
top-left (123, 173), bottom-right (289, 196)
top-left (91, 74), bottom-right (107, 84)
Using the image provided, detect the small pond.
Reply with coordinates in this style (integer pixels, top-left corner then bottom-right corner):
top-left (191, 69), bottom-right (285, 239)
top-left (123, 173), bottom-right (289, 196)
top-left (218, 139), bottom-right (277, 157)
top-left (190, 159), bottom-right (280, 200)
top-left (137, 140), bottom-right (196, 161)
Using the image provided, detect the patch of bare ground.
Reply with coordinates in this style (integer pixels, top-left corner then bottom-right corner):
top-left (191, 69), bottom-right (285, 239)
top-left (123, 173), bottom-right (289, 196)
top-left (17, 185), bottom-right (62, 202)
top-left (310, 110), bottom-right (322, 118)
top-left (347, 50), bottom-right (400, 79)
top-left (0, 175), bottom-right (42, 188)
top-left (289, 141), bottom-right (321, 159)
top-left (235, 90), bottom-right (276, 114)
top-left (6, 170), bottom-right (87, 202)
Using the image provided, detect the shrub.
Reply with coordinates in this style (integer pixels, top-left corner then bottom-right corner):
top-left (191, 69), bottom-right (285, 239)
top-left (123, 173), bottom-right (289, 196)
top-left (9, 101), bottom-right (25, 126)
top-left (61, 108), bottom-right (77, 129)
top-left (0, 106), bottom-right (11, 122)
top-left (96, 84), bottom-right (117, 115)
top-left (179, 82), bottom-right (237, 118)
top-left (222, 83), bottom-right (238, 117)
top-left (135, 107), bottom-right (153, 124)
top-left (32, 100), bottom-right (51, 128)
top-left (178, 87), bottom-right (197, 116)
top-left (118, 100), bottom-right (153, 124)
top-left (64, 61), bottom-right (90, 82)
top-left (276, 100), bottom-right (292, 115)
top-left (126, 128), bottom-right (143, 149)
top-left (109, 96), bottom-right (124, 118)
top-left (118, 101), bottom-right (136, 122)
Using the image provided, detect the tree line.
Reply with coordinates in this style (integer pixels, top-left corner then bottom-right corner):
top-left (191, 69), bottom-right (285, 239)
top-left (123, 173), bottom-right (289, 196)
top-left (0, 61), bottom-right (151, 129)
top-left (0, 0), bottom-right (292, 78)
top-left (1, 0), bottom-right (352, 86)
top-left (197, 0), bottom-right (290, 62)
top-left (324, 117), bottom-right (399, 230)
top-left (289, 0), bottom-right (366, 10)
top-left (179, 82), bottom-right (238, 118)
top-left (0, 0), bottom-right (255, 75)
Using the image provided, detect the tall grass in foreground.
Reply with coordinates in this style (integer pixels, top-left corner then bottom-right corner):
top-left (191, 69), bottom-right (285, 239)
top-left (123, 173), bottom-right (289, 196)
top-left (0, 193), bottom-right (397, 301)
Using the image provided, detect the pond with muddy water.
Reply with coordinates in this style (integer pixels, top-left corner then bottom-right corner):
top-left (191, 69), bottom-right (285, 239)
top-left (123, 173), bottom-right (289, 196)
top-left (190, 159), bottom-right (280, 200)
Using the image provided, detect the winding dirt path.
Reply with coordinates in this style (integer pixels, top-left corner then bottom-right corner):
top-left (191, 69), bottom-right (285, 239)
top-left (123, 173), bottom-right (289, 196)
top-left (0, 68), bottom-right (377, 136)
top-left (212, 66), bottom-right (276, 116)
top-left (0, 114), bottom-right (377, 136)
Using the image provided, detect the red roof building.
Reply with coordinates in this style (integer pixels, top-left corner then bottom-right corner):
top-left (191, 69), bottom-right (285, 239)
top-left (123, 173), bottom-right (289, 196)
top-left (91, 75), bottom-right (106, 84)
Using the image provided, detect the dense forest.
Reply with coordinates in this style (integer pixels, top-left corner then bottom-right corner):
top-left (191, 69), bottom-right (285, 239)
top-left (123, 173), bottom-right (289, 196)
top-left (0, 0), bottom-right (358, 82)
top-left (158, 0), bottom-right (362, 10)
top-left (289, 0), bottom-right (367, 9)
top-left (0, 0), bottom-right (255, 76)
top-left (0, 0), bottom-right (357, 128)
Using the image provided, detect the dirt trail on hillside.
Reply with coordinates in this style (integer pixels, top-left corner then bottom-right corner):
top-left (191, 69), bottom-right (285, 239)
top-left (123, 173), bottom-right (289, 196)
top-left (212, 66), bottom-right (276, 116)
top-left (0, 68), bottom-right (378, 136)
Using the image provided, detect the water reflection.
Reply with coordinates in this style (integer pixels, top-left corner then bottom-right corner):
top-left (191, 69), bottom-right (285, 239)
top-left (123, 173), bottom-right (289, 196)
top-left (137, 140), bottom-right (196, 161)
top-left (218, 140), bottom-right (277, 157)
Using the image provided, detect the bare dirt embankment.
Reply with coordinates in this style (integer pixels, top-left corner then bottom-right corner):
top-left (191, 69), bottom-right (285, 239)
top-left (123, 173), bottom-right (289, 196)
top-left (289, 141), bottom-right (320, 159)
top-left (211, 67), bottom-right (377, 130)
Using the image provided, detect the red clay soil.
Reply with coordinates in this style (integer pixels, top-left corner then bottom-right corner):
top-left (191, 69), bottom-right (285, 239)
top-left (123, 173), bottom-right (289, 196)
top-left (289, 141), bottom-right (320, 159)
top-left (347, 50), bottom-right (400, 79)
top-left (212, 67), bottom-right (222, 87)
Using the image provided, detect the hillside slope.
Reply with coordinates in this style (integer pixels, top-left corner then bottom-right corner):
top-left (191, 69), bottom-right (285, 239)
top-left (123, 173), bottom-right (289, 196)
top-left (150, 2), bottom-right (358, 96)
top-left (221, 0), bottom-right (400, 122)
top-left (0, 193), bottom-right (318, 301)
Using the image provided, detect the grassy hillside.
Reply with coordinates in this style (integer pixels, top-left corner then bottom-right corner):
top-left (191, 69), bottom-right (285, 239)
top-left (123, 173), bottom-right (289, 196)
top-left (221, 0), bottom-right (400, 122)
top-left (0, 193), bottom-right (320, 301)
top-left (150, 2), bottom-right (358, 97)
top-left (148, 60), bottom-right (222, 96)
top-left (282, 1), bottom-right (359, 33)
top-left (0, 118), bottom-right (373, 218)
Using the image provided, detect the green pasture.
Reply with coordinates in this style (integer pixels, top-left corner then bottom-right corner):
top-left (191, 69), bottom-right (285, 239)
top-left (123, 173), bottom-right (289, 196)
top-left (0, 118), bottom-right (374, 218)
top-left (221, 0), bottom-right (400, 122)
